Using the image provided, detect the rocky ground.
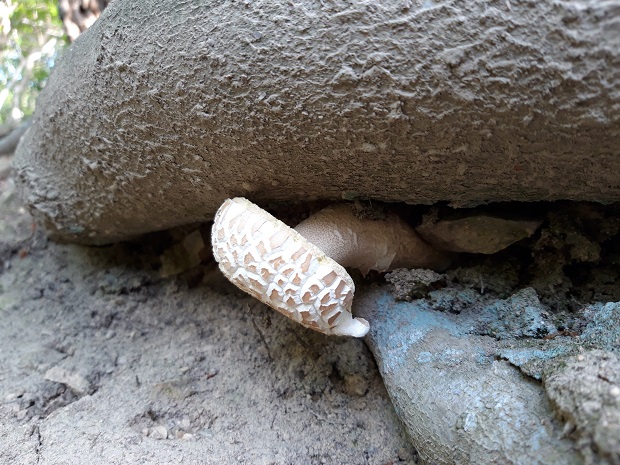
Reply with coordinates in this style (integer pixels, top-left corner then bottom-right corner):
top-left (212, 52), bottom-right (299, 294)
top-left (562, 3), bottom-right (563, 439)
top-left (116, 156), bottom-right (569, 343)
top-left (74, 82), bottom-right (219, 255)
top-left (361, 202), bottom-right (620, 465)
top-left (0, 171), bottom-right (415, 465)
top-left (1, 156), bottom-right (619, 464)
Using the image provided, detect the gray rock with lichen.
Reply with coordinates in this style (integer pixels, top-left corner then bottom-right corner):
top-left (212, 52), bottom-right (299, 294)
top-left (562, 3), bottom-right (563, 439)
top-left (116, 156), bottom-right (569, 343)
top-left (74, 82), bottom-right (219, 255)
top-left (355, 286), bottom-right (582, 465)
top-left (360, 272), bottom-right (620, 465)
top-left (580, 303), bottom-right (620, 353)
top-left (384, 268), bottom-right (445, 301)
top-left (543, 350), bottom-right (620, 465)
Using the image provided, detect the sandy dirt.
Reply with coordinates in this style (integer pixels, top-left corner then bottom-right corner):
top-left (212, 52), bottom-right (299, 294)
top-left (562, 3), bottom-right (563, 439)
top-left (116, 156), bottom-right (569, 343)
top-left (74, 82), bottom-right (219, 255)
top-left (0, 173), bottom-right (416, 465)
top-left (3, 154), bottom-right (619, 464)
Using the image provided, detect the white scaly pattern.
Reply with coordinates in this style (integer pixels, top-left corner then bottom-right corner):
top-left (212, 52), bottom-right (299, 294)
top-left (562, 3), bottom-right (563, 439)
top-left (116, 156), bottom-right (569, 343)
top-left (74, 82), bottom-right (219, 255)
top-left (211, 198), bottom-right (369, 337)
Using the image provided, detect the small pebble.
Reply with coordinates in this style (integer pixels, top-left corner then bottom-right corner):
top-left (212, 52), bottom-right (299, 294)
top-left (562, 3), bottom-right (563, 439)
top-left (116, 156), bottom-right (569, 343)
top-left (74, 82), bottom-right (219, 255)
top-left (344, 374), bottom-right (368, 397)
top-left (148, 425), bottom-right (168, 440)
top-left (44, 366), bottom-right (90, 395)
top-left (416, 214), bottom-right (542, 254)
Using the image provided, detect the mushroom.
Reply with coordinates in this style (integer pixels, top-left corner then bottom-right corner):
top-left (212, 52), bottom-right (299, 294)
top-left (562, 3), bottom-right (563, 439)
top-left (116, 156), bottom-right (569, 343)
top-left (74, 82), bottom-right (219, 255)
top-left (294, 204), bottom-right (452, 275)
top-left (211, 197), bottom-right (450, 337)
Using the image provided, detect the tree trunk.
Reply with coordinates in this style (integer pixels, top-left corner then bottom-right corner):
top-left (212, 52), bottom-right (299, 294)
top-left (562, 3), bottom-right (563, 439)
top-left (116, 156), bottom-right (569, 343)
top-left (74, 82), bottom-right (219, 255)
top-left (14, 0), bottom-right (620, 244)
top-left (58, 0), bottom-right (110, 42)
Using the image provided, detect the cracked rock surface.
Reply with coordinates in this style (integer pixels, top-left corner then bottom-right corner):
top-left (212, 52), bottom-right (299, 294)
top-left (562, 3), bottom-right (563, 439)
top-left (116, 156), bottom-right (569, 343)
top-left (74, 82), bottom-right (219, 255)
top-left (544, 350), bottom-right (620, 465)
top-left (357, 287), bottom-right (579, 465)
top-left (357, 204), bottom-right (620, 464)
top-left (358, 285), bottom-right (620, 465)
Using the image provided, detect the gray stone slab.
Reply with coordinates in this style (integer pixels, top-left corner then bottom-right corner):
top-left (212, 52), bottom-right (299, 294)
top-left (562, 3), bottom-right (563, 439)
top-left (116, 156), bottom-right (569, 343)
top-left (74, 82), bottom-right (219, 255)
top-left (13, 0), bottom-right (620, 243)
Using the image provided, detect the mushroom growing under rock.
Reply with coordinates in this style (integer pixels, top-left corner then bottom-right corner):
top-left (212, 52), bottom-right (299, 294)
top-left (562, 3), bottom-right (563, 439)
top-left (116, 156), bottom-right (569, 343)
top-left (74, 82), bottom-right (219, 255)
top-left (295, 204), bottom-right (452, 274)
top-left (211, 198), bottom-right (450, 337)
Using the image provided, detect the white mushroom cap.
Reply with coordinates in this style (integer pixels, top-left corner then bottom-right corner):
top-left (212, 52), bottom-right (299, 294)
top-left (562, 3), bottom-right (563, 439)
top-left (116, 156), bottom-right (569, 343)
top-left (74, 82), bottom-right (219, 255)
top-left (211, 197), bottom-right (370, 337)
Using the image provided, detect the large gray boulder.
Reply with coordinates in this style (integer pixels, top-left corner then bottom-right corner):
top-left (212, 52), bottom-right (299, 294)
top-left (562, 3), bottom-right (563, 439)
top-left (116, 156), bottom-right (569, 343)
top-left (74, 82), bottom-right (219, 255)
top-left (14, 0), bottom-right (620, 243)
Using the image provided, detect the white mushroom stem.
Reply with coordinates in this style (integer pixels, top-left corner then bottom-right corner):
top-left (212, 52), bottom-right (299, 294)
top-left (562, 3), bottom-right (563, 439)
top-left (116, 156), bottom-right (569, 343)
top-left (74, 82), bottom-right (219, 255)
top-left (294, 204), bottom-right (452, 275)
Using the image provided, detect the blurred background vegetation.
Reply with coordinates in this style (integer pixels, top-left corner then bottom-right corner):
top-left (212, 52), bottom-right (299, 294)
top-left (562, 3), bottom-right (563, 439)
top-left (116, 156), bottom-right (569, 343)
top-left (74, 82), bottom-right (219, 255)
top-left (0, 0), bottom-right (67, 129)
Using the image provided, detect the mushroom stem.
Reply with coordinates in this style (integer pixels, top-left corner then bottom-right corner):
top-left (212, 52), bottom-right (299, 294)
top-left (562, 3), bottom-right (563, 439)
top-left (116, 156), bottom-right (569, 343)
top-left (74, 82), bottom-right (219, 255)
top-left (294, 204), bottom-right (451, 275)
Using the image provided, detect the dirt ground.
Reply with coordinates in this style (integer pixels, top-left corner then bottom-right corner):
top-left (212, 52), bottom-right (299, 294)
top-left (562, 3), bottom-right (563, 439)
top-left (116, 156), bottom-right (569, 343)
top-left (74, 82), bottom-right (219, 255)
top-left (0, 173), bottom-right (416, 465)
top-left (2, 155), bottom-right (620, 464)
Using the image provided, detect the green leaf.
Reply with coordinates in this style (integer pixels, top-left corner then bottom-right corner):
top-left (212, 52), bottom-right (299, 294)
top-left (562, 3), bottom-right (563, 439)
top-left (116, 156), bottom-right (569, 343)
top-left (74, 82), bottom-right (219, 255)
top-left (0, 0), bottom-right (66, 125)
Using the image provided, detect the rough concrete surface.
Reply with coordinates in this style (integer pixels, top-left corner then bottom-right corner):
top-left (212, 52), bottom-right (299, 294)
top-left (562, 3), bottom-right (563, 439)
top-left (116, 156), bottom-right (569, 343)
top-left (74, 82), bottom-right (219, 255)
top-left (0, 177), bottom-right (415, 465)
top-left (544, 350), bottom-right (620, 465)
top-left (14, 0), bottom-right (620, 243)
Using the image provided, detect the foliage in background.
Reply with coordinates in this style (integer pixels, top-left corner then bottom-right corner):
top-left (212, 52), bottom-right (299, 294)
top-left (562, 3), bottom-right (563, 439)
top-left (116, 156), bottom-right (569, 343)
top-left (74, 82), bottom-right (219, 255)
top-left (0, 0), bottom-right (66, 129)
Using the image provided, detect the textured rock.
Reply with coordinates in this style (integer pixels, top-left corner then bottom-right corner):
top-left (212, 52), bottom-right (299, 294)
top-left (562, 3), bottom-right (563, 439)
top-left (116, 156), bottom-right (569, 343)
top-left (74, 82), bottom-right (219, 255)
top-left (580, 303), bottom-right (620, 352)
top-left (543, 350), bottom-right (620, 465)
top-left (474, 287), bottom-right (556, 339)
top-left (13, 0), bottom-right (620, 243)
top-left (416, 215), bottom-right (542, 254)
top-left (43, 366), bottom-right (91, 396)
top-left (384, 268), bottom-right (446, 301)
top-left (356, 286), bottom-right (582, 465)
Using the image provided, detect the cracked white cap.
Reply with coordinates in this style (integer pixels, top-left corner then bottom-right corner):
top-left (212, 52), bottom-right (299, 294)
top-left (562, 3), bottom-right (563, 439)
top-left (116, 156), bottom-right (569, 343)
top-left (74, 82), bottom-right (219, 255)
top-left (211, 197), bottom-right (369, 337)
